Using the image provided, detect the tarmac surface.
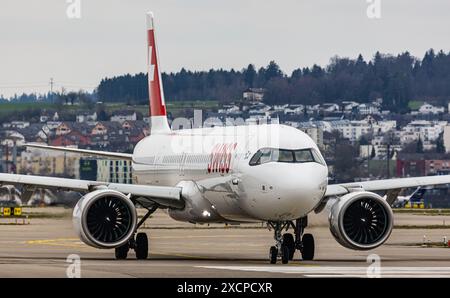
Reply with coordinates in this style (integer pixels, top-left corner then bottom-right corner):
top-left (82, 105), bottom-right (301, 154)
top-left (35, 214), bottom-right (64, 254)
top-left (0, 207), bottom-right (449, 278)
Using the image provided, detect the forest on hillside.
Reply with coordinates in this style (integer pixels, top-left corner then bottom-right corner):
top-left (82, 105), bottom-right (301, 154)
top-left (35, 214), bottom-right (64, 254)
top-left (97, 49), bottom-right (450, 112)
top-left (4, 49), bottom-right (450, 113)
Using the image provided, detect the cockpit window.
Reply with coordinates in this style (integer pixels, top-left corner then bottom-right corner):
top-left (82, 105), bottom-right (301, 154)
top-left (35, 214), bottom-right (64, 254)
top-left (311, 149), bottom-right (326, 165)
top-left (272, 149), bottom-right (295, 162)
top-left (249, 148), bottom-right (325, 166)
top-left (259, 148), bottom-right (273, 164)
top-left (294, 150), bottom-right (314, 163)
top-left (249, 150), bottom-right (263, 165)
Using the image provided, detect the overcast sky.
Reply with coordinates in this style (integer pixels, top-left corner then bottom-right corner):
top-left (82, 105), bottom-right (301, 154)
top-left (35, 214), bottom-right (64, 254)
top-left (1, 0), bottom-right (450, 97)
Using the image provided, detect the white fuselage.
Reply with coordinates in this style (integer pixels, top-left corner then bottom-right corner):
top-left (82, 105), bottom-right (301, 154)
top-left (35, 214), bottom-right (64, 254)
top-left (132, 124), bottom-right (328, 223)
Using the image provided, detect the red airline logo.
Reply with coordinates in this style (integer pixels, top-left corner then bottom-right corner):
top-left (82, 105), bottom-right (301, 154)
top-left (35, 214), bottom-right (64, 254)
top-left (208, 143), bottom-right (238, 174)
top-left (147, 29), bottom-right (166, 116)
top-left (148, 46), bottom-right (155, 82)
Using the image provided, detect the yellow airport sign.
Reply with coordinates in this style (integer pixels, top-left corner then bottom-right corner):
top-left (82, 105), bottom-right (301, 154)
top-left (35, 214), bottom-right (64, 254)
top-left (14, 207), bottom-right (22, 216)
top-left (3, 207), bottom-right (11, 216)
top-left (405, 202), bottom-right (425, 209)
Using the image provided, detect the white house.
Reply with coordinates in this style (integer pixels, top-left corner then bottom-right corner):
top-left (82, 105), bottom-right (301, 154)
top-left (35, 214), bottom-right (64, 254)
top-left (283, 105), bottom-right (304, 115)
top-left (401, 120), bottom-right (447, 142)
top-left (321, 103), bottom-right (340, 113)
top-left (110, 110), bottom-right (137, 123)
top-left (335, 118), bottom-right (396, 142)
top-left (39, 111), bottom-right (59, 123)
top-left (341, 101), bottom-right (359, 113)
top-left (417, 102), bottom-right (445, 115)
top-left (243, 88), bottom-right (265, 102)
top-left (76, 112), bottom-right (97, 123)
top-left (2, 121), bottom-right (30, 129)
top-left (358, 103), bottom-right (380, 115)
top-left (443, 125), bottom-right (450, 153)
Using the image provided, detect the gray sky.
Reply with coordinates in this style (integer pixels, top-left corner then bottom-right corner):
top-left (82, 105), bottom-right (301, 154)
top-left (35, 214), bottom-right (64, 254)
top-left (1, 0), bottom-right (450, 97)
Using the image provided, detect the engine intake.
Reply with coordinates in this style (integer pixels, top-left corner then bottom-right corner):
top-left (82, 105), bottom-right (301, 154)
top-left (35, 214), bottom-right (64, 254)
top-left (73, 189), bottom-right (137, 249)
top-left (329, 191), bottom-right (393, 250)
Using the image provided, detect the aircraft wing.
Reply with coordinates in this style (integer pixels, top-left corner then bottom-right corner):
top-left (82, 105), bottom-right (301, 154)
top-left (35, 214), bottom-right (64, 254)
top-left (325, 175), bottom-right (450, 197)
top-left (26, 143), bottom-right (133, 160)
top-left (0, 173), bottom-right (182, 209)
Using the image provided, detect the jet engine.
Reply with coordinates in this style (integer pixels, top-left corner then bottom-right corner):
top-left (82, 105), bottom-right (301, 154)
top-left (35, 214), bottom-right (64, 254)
top-left (329, 191), bottom-right (393, 250)
top-left (73, 189), bottom-right (137, 249)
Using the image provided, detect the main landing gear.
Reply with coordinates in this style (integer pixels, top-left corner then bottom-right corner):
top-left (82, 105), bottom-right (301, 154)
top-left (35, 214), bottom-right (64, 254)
top-left (115, 206), bottom-right (157, 260)
top-left (268, 217), bottom-right (315, 264)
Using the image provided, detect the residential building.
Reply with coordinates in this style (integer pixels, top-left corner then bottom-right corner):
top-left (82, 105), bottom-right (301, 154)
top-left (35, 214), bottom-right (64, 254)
top-left (110, 110), bottom-right (138, 123)
top-left (18, 148), bottom-right (80, 178)
top-left (358, 103), bottom-right (380, 115)
top-left (97, 159), bottom-right (133, 184)
top-left (417, 102), bottom-right (445, 115)
top-left (397, 153), bottom-right (450, 177)
top-left (243, 88), bottom-right (265, 102)
top-left (444, 125), bottom-right (450, 153)
top-left (76, 111), bottom-right (97, 123)
top-left (400, 120), bottom-right (446, 143)
top-left (2, 121), bottom-right (30, 129)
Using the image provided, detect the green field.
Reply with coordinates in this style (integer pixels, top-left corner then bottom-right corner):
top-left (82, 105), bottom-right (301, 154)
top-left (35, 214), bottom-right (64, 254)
top-left (103, 100), bottom-right (218, 117)
top-left (0, 102), bottom-right (57, 115)
top-left (0, 100), bottom-right (219, 119)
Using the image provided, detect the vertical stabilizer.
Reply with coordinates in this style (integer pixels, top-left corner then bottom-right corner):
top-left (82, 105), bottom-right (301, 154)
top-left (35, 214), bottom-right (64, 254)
top-left (146, 12), bottom-right (171, 133)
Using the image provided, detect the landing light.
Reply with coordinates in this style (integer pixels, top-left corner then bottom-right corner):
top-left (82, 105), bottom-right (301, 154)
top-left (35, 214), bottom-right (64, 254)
top-left (202, 210), bottom-right (211, 217)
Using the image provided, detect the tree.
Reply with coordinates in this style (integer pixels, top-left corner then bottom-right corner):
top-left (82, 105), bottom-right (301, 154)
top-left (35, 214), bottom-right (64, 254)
top-left (264, 61), bottom-right (283, 82)
top-left (370, 146), bottom-right (376, 159)
top-left (243, 64), bottom-right (257, 87)
top-left (90, 49), bottom-right (450, 110)
top-left (67, 92), bottom-right (77, 105)
top-left (436, 133), bottom-right (445, 153)
top-left (416, 137), bottom-right (424, 153)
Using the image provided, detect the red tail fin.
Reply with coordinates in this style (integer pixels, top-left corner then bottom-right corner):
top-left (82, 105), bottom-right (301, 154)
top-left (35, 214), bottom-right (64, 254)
top-left (146, 12), bottom-right (170, 133)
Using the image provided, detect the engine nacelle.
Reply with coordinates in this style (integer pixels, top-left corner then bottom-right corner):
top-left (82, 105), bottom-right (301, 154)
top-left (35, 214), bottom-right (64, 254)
top-left (168, 181), bottom-right (224, 223)
top-left (73, 189), bottom-right (137, 249)
top-left (329, 191), bottom-right (393, 250)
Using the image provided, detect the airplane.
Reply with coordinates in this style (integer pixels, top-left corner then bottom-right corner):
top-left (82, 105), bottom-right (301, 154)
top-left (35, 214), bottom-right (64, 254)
top-left (1, 12), bottom-right (450, 264)
top-left (389, 187), bottom-right (427, 208)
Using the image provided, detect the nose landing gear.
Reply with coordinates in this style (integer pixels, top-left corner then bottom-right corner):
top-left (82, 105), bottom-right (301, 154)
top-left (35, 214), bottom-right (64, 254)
top-left (267, 216), bottom-right (315, 264)
top-left (268, 222), bottom-right (290, 264)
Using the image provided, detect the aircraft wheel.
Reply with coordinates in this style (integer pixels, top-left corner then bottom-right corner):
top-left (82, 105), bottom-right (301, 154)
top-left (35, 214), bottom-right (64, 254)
top-left (269, 246), bottom-right (278, 264)
top-left (283, 233), bottom-right (295, 260)
top-left (281, 244), bottom-right (289, 264)
top-left (115, 242), bottom-right (129, 260)
top-left (135, 232), bottom-right (149, 260)
top-left (301, 233), bottom-right (315, 261)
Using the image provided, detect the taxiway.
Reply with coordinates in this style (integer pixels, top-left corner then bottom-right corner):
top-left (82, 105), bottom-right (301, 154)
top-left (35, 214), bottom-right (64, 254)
top-left (0, 207), bottom-right (449, 277)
